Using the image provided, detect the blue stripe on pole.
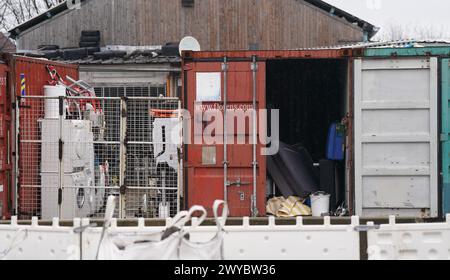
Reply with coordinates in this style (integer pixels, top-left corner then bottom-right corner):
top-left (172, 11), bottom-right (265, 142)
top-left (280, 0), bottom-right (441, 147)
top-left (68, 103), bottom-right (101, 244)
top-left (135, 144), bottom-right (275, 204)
top-left (20, 73), bottom-right (26, 96)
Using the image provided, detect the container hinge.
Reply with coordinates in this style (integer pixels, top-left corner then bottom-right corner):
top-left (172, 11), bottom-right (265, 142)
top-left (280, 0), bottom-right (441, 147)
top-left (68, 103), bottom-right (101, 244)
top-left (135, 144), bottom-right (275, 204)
top-left (120, 185), bottom-right (127, 195)
top-left (354, 225), bottom-right (380, 232)
top-left (59, 96), bottom-right (65, 116)
top-left (251, 56), bottom-right (258, 71)
top-left (251, 195), bottom-right (259, 217)
top-left (177, 147), bottom-right (182, 163)
top-left (58, 188), bottom-right (63, 206)
top-left (222, 63), bottom-right (229, 72)
top-left (58, 139), bottom-right (64, 161)
top-left (441, 133), bottom-right (449, 142)
top-left (222, 57), bottom-right (229, 71)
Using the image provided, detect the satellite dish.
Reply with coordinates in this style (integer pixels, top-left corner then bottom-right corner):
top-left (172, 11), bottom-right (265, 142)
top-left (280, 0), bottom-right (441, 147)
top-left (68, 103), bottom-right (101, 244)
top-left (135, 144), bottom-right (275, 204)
top-left (179, 36), bottom-right (201, 56)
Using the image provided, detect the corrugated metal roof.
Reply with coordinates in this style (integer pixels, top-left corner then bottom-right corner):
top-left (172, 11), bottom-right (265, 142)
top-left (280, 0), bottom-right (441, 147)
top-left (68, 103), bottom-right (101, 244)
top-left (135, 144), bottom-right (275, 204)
top-left (296, 39), bottom-right (450, 50)
top-left (59, 54), bottom-right (181, 65)
top-left (15, 48), bottom-right (182, 65)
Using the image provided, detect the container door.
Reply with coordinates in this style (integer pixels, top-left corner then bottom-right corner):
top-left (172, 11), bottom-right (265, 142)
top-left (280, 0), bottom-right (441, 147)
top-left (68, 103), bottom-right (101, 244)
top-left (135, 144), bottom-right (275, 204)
top-left (354, 57), bottom-right (439, 217)
top-left (184, 59), bottom-right (266, 216)
top-left (0, 63), bottom-right (11, 219)
top-left (442, 58), bottom-right (450, 215)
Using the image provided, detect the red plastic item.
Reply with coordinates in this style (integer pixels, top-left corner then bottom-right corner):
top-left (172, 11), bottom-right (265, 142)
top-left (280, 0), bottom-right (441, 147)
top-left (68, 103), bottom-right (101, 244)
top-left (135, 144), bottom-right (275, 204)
top-left (46, 65), bottom-right (102, 113)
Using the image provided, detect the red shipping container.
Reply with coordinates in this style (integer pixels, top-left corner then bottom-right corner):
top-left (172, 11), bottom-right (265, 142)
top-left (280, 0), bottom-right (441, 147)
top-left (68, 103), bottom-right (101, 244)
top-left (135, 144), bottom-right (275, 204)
top-left (0, 60), bottom-right (10, 219)
top-left (2, 55), bottom-right (78, 218)
top-left (183, 56), bottom-right (267, 217)
top-left (182, 49), bottom-right (355, 217)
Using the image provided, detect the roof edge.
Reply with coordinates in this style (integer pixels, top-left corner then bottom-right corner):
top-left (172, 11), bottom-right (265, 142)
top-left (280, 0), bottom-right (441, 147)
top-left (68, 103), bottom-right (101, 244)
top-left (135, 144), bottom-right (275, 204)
top-left (303, 0), bottom-right (379, 39)
top-left (8, 0), bottom-right (84, 39)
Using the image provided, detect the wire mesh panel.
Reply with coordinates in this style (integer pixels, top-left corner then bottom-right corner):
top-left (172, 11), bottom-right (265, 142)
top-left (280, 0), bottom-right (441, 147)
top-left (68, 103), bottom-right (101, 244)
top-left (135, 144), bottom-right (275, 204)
top-left (17, 94), bottom-right (181, 220)
top-left (125, 97), bottom-right (181, 218)
top-left (18, 96), bottom-right (58, 219)
top-left (61, 96), bottom-right (122, 219)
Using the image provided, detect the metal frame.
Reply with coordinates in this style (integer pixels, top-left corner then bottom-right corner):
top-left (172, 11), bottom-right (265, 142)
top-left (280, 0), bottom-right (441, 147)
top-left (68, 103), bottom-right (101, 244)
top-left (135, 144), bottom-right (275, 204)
top-left (16, 95), bottom-right (182, 220)
top-left (251, 55), bottom-right (258, 217)
top-left (222, 57), bottom-right (229, 203)
top-left (442, 58), bottom-right (450, 215)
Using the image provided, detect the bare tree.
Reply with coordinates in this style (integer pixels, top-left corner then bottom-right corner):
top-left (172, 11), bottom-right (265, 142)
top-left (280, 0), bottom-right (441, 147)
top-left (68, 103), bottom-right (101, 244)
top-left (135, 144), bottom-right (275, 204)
top-left (414, 25), bottom-right (449, 40)
top-left (0, 0), bottom-right (62, 32)
top-left (377, 21), bottom-right (450, 41)
top-left (378, 22), bottom-right (410, 41)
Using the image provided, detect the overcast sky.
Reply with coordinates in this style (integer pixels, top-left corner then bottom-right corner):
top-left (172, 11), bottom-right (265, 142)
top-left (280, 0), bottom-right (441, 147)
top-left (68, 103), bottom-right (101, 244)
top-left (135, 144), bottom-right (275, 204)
top-left (323, 0), bottom-right (450, 39)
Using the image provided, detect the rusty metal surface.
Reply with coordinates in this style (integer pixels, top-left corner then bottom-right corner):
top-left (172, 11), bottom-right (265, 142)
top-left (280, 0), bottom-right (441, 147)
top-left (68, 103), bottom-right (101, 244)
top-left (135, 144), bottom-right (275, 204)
top-left (8, 56), bottom-right (79, 219)
top-left (184, 60), bottom-right (267, 217)
top-left (182, 50), bottom-right (356, 217)
top-left (0, 63), bottom-right (11, 220)
top-left (184, 49), bottom-right (353, 60)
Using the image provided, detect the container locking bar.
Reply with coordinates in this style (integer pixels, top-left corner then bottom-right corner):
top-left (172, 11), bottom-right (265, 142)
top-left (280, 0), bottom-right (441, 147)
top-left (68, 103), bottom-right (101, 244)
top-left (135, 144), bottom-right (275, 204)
top-left (223, 56), bottom-right (229, 203)
top-left (251, 55), bottom-right (259, 217)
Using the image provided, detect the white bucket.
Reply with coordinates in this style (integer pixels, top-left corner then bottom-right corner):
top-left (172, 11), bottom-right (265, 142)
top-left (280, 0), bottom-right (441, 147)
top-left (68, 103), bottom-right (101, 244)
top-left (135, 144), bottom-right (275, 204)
top-left (44, 85), bottom-right (66, 119)
top-left (310, 192), bottom-right (331, 217)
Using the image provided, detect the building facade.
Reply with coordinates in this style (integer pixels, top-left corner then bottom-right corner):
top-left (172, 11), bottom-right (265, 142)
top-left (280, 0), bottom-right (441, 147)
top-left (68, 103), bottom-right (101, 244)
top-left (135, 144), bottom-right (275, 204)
top-left (10, 0), bottom-right (377, 51)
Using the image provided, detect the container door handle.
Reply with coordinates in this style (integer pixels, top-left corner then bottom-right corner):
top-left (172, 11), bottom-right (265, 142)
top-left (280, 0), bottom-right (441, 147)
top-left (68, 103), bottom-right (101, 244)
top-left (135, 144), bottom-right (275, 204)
top-left (227, 178), bottom-right (250, 187)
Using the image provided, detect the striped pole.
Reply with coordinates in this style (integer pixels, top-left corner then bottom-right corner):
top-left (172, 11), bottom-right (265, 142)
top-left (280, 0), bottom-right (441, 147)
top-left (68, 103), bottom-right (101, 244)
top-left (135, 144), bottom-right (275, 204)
top-left (20, 73), bottom-right (26, 104)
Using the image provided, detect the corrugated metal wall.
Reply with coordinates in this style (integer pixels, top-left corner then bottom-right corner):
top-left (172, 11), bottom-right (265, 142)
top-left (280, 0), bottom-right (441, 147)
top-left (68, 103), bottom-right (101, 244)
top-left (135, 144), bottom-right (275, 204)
top-left (17, 0), bottom-right (364, 51)
top-left (0, 62), bottom-right (11, 219)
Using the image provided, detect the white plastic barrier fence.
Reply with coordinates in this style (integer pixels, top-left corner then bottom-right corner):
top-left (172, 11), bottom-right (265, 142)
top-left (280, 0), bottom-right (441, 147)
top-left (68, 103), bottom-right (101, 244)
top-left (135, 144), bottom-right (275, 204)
top-left (367, 214), bottom-right (450, 260)
top-left (0, 217), bottom-right (81, 260)
top-left (4, 215), bottom-right (450, 260)
top-left (189, 216), bottom-right (360, 260)
top-left (81, 216), bottom-right (361, 260)
top-left (1, 216), bottom-right (361, 260)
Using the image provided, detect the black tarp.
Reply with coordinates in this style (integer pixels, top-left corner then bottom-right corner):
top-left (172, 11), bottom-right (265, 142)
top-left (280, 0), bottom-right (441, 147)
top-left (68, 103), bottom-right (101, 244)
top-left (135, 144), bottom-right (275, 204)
top-left (267, 142), bottom-right (319, 198)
